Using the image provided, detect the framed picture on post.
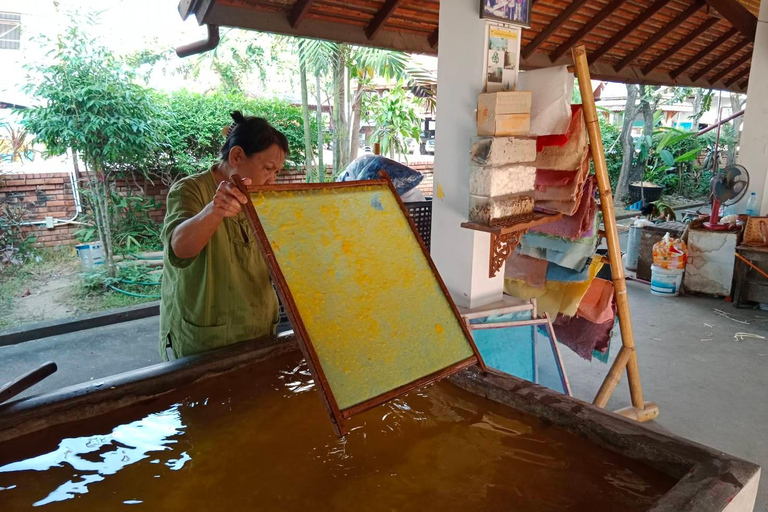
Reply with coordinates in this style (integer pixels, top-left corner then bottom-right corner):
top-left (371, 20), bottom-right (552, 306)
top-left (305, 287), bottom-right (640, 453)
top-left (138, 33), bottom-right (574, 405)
top-left (480, 0), bottom-right (531, 28)
top-left (483, 25), bottom-right (520, 92)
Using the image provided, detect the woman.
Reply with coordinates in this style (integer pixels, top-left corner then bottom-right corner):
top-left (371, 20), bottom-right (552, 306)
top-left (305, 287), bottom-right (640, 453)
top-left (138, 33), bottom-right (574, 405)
top-left (159, 111), bottom-right (289, 360)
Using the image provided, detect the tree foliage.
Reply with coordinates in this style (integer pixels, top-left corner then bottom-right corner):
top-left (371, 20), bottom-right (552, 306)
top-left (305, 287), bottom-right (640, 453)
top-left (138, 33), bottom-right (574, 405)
top-left (21, 22), bottom-right (166, 276)
top-left (367, 84), bottom-right (421, 160)
top-left (152, 90), bottom-right (317, 179)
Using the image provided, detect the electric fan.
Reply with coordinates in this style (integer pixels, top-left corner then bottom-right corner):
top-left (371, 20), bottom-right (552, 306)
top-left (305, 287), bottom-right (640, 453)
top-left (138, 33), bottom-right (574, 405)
top-left (705, 164), bottom-right (750, 230)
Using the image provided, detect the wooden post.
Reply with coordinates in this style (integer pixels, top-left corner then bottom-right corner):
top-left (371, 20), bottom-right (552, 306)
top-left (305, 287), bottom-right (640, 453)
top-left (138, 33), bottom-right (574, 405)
top-left (571, 45), bottom-right (658, 422)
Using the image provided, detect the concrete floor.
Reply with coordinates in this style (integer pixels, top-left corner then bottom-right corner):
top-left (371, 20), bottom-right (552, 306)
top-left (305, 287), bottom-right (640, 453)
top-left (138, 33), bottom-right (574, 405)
top-left (1, 282), bottom-right (767, 508)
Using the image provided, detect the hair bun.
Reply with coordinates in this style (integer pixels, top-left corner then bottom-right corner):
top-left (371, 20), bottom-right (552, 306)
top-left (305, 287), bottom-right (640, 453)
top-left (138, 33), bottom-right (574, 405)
top-left (230, 110), bottom-right (246, 124)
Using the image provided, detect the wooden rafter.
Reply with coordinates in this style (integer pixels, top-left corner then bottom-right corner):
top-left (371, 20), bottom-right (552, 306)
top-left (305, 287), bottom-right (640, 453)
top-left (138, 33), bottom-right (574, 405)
top-left (724, 66), bottom-right (751, 87)
top-left (551, 0), bottom-right (624, 61)
top-left (702, 0), bottom-right (757, 41)
top-left (289, 0), bottom-right (316, 28)
top-left (690, 38), bottom-right (748, 81)
top-left (670, 27), bottom-right (738, 79)
top-left (521, 0), bottom-right (590, 60)
top-left (588, 0), bottom-right (674, 64)
top-left (615, 0), bottom-right (705, 72)
top-left (710, 51), bottom-right (752, 83)
top-left (641, 17), bottom-right (719, 75)
top-left (428, 28), bottom-right (439, 49)
top-left (365, 0), bottom-right (404, 40)
top-left (739, 79), bottom-right (749, 90)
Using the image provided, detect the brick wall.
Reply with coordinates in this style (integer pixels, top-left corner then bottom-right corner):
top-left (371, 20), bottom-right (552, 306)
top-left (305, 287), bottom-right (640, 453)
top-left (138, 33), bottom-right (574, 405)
top-left (0, 161), bottom-right (434, 248)
top-left (0, 173), bottom-right (81, 248)
top-left (111, 175), bottom-right (170, 226)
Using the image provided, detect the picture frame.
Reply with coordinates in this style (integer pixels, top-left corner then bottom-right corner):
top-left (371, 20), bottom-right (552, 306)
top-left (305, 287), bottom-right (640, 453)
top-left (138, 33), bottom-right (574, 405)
top-left (483, 24), bottom-right (520, 92)
top-left (480, 0), bottom-right (531, 28)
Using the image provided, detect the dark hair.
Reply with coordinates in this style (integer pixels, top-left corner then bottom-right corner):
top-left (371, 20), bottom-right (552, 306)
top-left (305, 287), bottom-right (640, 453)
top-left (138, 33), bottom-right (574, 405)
top-left (220, 111), bottom-right (290, 161)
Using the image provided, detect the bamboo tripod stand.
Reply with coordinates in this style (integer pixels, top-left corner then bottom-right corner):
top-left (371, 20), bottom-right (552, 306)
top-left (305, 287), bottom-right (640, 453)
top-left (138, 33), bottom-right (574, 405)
top-left (571, 45), bottom-right (659, 422)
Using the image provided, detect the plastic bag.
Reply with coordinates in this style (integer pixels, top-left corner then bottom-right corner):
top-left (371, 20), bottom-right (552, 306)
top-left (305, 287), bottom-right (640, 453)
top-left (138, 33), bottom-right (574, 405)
top-left (336, 155), bottom-right (424, 196)
top-left (652, 233), bottom-right (687, 269)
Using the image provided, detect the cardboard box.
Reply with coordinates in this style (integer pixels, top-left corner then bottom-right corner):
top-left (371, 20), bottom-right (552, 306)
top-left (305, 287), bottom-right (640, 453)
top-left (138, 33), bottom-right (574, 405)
top-left (478, 91), bottom-right (532, 115)
top-left (477, 91), bottom-right (532, 136)
top-left (477, 113), bottom-right (531, 136)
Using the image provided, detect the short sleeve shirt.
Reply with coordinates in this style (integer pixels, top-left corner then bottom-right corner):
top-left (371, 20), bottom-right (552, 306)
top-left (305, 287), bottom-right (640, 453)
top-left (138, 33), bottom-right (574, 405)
top-left (159, 168), bottom-right (279, 359)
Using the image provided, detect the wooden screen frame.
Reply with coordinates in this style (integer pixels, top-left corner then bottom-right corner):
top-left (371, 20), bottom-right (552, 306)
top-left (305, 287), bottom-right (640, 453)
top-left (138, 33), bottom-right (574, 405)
top-left (231, 174), bottom-right (486, 436)
top-left (467, 314), bottom-right (571, 396)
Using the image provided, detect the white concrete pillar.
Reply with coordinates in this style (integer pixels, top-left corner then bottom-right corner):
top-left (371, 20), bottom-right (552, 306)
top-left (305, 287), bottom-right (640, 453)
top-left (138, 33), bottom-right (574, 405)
top-left (740, 1), bottom-right (768, 214)
top-left (432, 0), bottom-right (505, 309)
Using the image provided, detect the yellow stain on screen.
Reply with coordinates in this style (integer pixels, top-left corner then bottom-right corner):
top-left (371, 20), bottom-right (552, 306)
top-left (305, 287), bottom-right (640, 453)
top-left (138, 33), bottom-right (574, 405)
top-left (251, 185), bottom-right (475, 411)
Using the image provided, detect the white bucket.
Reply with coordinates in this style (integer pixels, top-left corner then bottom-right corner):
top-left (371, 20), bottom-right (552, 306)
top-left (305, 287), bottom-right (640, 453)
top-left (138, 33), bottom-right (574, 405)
top-left (75, 242), bottom-right (105, 268)
top-left (650, 265), bottom-right (683, 296)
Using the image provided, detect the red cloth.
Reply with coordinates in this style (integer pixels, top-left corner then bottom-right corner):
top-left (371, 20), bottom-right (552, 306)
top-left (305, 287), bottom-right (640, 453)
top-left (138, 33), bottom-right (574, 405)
top-left (535, 168), bottom-right (578, 188)
top-left (553, 309), bottom-right (615, 361)
top-left (531, 176), bottom-right (596, 240)
top-left (536, 105), bottom-right (582, 152)
top-left (553, 277), bottom-right (616, 361)
top-left (576, 278), bottom-right (615, 324)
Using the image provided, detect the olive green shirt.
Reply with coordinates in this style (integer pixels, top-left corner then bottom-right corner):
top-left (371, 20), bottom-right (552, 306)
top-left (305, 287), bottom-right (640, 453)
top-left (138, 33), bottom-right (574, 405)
top-left (159, 169), bottom-right (279, 360)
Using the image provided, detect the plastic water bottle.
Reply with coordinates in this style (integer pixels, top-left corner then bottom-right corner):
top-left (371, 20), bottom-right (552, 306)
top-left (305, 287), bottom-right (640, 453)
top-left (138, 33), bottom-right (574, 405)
top-left (746, 192), bottom-right (759, 216)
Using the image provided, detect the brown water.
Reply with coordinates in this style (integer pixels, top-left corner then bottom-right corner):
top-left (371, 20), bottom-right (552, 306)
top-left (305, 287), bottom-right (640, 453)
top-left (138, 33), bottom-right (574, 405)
top-left (0, 352), bottom-right (674, 511)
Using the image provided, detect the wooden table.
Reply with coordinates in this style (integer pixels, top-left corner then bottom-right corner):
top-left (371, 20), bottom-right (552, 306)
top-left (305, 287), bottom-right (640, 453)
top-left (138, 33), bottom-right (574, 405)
top-left (732, 245), bottom-right (768, 307)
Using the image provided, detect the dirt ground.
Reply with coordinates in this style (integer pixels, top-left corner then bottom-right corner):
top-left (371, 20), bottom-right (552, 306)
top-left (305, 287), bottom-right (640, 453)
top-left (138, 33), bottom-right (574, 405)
top-left (0, 256), bottom-right (80, 329)
top-left (0, 252), bottom-right (153, 330)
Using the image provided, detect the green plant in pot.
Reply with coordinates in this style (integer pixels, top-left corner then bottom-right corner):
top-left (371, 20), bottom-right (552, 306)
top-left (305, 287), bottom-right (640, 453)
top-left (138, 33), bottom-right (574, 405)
top-left (630, 127), bottom-right (700, 204)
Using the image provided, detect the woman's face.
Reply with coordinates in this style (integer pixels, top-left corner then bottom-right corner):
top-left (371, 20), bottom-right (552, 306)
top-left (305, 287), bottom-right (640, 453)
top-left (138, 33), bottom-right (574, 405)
top-left (227, 144), bottom-right (286, 185)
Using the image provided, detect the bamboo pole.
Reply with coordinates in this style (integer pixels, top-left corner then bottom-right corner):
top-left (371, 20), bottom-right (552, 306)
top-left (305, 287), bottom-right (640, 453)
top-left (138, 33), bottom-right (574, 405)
top-left (593, 346), bottom-right (631, 408)
top-left (571, 46), bottom-right (651, 415)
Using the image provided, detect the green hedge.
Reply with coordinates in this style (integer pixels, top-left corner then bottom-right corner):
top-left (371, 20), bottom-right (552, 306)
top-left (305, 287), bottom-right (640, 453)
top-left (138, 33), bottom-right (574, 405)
top-left (152, 90), bottom-right (318, 176)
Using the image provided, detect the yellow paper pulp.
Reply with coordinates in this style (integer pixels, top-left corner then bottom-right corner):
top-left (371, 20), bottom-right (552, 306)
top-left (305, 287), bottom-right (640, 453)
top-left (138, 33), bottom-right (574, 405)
top-left (251, 185), bottom-right (475, 410)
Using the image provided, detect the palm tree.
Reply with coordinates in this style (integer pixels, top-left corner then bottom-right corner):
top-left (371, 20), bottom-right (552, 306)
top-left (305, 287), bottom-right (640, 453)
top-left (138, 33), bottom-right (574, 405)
top-left (297, 40), bottom-right (315, 182)
top-left (298, 38), bottom-right (436, 175)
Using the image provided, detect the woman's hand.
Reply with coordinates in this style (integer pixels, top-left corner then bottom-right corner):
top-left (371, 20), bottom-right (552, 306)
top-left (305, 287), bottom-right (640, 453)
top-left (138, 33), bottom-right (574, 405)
top-left (210, 177), bottom-right (253, 219)
top-left (170, 176), bottom-right (252, 260)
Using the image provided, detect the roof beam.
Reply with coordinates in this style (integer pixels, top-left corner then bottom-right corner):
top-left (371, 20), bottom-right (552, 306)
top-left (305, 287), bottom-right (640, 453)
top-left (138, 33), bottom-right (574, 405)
top-left (521, 0), bottom-right (590, 59)
top-left (615, 0), bottom-right (705, 72)
top-left (550, 0), bottom-right (624, 61)
top-left (521, 48), bottom-right (745, 92)
top-left (723, 66), bottom-right (751, 87)
top-left (691, 38), bottom-right (748, 81)
top-left (702, 0), bottom-right (757, 42)
top-left (289, 0), bottom-right (316, 28)
top-left (670, 27), bottom-right (738, 79)
top-left (365, 0), bottom-right (405, 40)
top-left (710, 51), bottom-right (752, 83)
top-left (428, 28), bottom-right (439, 49)
top-left (588, 0), bottom-right (674, 64)
top-left (641, 17), bottom-right (719, 75)
top-left (205, 2), bottom-right (437, 55)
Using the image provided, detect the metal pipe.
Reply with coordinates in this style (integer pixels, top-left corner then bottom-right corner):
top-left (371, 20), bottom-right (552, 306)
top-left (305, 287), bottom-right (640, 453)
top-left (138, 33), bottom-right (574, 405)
top-left (175, 24), bottom-right (220, 58)
top-left (696, 108), bottom-right (745, 136)
top-left (708, 92), bottom-right (723, 226)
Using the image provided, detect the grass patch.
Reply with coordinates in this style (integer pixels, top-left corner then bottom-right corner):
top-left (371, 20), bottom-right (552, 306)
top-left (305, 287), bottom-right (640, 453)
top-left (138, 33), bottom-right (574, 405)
top-left (70, 263), bottom-right (161, 313)
top-left (69, 286), bottom-right (158, 313)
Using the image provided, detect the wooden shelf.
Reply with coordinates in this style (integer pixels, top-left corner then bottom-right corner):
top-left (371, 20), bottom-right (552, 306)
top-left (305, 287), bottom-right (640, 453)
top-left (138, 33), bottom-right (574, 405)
top-left (460, 211), bottom-right (563, 235)
top-left (461, 211), bottom-right (564, 278)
